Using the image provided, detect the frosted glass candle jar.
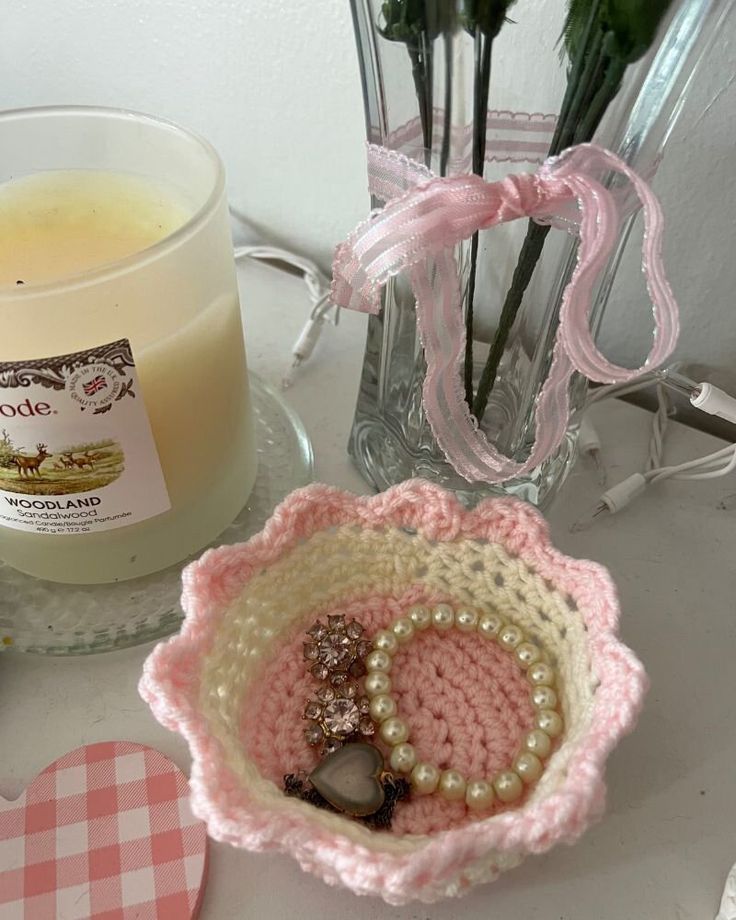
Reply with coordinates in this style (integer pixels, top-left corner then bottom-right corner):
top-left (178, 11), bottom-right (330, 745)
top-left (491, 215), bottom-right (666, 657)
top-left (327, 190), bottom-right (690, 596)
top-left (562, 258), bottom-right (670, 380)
top-left (0, 107), bottom-right (257, 584)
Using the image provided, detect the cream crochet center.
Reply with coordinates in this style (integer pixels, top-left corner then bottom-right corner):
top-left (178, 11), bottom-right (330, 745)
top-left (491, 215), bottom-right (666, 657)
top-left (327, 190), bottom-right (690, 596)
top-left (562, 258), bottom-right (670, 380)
top-left (198, 523), bottom-right (592, 851)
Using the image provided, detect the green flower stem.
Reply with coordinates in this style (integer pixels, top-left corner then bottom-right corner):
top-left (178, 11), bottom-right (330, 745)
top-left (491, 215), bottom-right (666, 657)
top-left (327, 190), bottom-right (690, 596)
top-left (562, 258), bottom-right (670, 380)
top-left (473, 2), bottom-right (612, 421)
top-left (574, 59), bottom-right (626, 142)
top-left (439, 31), bottom-right (453, 177)
top-left (472, 62), bottom-right (622, 421)
top-left (408, 38), bottom-right (434, 167)
top-left (472, 222), bottom-right (552, 419)
top-left (464, 31), bottom-right (493, 406)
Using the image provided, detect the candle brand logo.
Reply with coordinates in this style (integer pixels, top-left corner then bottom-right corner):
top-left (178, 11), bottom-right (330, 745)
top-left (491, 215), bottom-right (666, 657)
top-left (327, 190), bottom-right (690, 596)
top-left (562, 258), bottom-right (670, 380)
top-left (0, 398), bottom-right (54, 418)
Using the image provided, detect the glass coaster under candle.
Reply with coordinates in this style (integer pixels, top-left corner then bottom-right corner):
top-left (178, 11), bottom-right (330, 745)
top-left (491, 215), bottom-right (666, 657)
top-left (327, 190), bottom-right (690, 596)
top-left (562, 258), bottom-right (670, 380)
top-left (0, 374), bottom-right (312, 654)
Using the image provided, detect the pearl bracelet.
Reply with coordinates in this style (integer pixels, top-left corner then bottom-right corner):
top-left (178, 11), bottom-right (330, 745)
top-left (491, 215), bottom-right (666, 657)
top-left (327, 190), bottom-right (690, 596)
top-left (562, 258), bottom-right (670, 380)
top-left (364, 603), bottom-right (563, 809)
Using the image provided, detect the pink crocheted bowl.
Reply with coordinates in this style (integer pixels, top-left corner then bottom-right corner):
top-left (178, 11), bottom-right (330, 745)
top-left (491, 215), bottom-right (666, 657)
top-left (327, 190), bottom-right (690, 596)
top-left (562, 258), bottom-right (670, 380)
top-left (140, 480), bottom-right (647, 904)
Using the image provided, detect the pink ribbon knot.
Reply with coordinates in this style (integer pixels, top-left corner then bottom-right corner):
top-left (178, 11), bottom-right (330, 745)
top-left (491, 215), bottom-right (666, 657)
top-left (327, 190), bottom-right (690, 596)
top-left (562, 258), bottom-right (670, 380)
top-left (332, 143), bottom-right (679, 484)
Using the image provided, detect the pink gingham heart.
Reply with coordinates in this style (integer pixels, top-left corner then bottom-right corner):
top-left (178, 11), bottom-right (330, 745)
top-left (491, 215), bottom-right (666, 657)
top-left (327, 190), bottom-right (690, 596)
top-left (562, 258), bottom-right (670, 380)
top-left (0, 741), bottom-right (208, 919)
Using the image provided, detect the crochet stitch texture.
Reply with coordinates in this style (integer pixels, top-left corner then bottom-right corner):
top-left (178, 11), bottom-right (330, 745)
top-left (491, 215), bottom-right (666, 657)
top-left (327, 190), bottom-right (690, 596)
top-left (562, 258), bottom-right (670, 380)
top-left (140, 480), bottom-right (647, 904)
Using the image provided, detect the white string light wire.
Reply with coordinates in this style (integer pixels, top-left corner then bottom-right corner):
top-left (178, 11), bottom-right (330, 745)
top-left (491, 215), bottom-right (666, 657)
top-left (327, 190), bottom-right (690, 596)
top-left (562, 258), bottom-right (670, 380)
top-left (233, 245), bottom-right (338, 386)
top-left (577, 371), bottom-right (736, 527)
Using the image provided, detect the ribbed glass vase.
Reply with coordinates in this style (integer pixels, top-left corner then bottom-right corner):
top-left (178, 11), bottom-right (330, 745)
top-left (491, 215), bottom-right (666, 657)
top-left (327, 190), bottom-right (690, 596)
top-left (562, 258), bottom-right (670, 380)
top-left (347, 0), bottom-right (731, 507)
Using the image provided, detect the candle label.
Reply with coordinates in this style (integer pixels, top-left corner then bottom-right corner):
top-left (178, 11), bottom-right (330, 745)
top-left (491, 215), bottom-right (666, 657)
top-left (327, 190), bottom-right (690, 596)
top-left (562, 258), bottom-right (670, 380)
top-left (0, 338), bottom-right (170, 535)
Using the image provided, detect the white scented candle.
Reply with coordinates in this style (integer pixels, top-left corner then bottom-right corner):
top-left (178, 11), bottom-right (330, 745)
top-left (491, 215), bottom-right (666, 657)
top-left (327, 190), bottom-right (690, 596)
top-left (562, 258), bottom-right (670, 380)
top-left (0, 108), bottom-right (257, 584)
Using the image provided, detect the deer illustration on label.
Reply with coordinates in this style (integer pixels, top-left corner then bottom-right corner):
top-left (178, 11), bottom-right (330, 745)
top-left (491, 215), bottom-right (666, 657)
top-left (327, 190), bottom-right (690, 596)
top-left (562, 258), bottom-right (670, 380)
top-left (0, 433), bottom-right (125, 497)
top-left (64, 452), bottom-right (95, 472)
top-left (9, 443), bottom-right (49, 479)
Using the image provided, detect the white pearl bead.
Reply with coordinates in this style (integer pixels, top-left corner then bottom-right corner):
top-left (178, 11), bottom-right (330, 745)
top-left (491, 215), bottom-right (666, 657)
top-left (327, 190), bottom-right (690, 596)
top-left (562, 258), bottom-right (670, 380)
top-left (493, 770), bottom-right (523, 803)
top-left (364, 671), bottom-right (392, 697)
top-left (389, 742), bottom-right (416, 774)
top-left (410, 762), bottom-right (440, 795)
top-left (531, 685), bottom-right (558, 710)
top-left (527, 662), bottom-right (555, 687)
top-left (477, 611), bottom-right (505, 639)
top-left (438, 769), bottom-right (467, 801)
top-left (365, 649), bottom-right (392, 673)
top-left (498, 624), bottom-right (524, 650)
top-left (465, 779), bottom-right (495, 810)
top-left (432, 603), bottom-right (455, 630)
top-left (392, 617), bottom-right (415, 644)
top-left (455, 608), bottom-right (479, 632)
top-left (372, 629), bottom-right (399, 656)
top-left (536, 709), bottom-right (563, 738)
top-left (524, 728), bottom-right (552, 759)
top-left (408, 605), bottom-right (432, 630)
top-left (513, 751), bottom-right (543, 783)
top-left (379, 716), bottom-right (409, 746)
top-left (369, 694), bottom-right (397, 723)
top-left (514, 642), bottom-right (541, 669)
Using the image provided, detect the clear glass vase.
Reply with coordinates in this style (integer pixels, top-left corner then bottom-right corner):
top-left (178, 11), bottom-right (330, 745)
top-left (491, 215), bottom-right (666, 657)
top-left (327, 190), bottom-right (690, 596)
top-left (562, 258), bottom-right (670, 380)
top-left (347, 0), bottom-right (731, 507)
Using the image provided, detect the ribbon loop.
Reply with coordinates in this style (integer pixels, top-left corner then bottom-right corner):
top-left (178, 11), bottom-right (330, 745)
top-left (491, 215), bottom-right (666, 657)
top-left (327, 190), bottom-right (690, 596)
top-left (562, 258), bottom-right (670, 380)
top-left (332, 142), bottom-right (679, 484)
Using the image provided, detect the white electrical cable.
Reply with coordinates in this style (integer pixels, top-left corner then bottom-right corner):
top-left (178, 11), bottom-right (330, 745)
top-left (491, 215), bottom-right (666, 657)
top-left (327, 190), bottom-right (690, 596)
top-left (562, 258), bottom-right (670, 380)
top-left (233, 245), bottom-right (330, 301)
top-left (578, 415), bottom-right (606, 485)
top-left (584, 374), bottom-right (661, 407)
top-left (651, 443), bottom-right (736, 482)
top-left (691, 381), bottom-right (736, 423)
top-left (233, 244), bottom-right (338, 386)
top-left (576, 373), bottom-right (736, 528)
top-left (645, 383), bottom-right (671, 472)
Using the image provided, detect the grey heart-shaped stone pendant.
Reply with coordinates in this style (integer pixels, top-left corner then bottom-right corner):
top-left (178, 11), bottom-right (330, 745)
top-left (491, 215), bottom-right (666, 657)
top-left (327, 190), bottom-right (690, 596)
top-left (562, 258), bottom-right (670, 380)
top-left (309, 742), bottom-right (386, 817)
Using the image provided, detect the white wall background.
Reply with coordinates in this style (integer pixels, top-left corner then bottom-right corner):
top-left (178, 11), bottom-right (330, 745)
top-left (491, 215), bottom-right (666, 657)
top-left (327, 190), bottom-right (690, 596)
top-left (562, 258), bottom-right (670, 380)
top-left (2, 0), bottom-right (735, 374)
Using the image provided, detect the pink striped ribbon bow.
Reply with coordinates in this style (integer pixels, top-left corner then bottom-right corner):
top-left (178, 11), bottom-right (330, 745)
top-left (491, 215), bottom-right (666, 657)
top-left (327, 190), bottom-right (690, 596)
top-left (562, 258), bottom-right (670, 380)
top-left (332, 143), bottom-right (679, 484)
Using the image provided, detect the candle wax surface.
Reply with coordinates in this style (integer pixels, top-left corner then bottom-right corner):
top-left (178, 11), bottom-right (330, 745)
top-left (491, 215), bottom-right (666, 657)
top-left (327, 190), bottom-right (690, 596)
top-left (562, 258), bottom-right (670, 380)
top-left (0, 170), bottom-right (191, 286)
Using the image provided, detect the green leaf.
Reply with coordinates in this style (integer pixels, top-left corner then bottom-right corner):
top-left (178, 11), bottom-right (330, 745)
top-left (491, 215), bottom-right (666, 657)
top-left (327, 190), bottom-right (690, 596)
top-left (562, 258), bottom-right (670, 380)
top-left (561, 0), bottom-right (597, 62)
top-left (378, 0), bottom-right (456, 44)
top-left (378, 0), bottom-right (426, 45)
top-left (603, 0), bottom-right (673, 62)
top-left (463, 0), bottom-right (517, 37)
top-left (562, 0), bottom-right (674, 65)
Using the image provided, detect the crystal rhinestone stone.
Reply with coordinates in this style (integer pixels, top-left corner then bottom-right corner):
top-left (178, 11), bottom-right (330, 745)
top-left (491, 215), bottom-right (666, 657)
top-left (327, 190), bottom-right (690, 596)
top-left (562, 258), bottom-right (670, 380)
top-left (310, 662), bottom-right (329, 681)
top-left (339, 680), bottom-right (358, 699)
top-left (323, 738), bottom-right (343, 755)
top-left (302, 642), bottom-right (319, 661)
top-left (330, 672), bottom-right (349, 688)
top-left (303, 701), bottom-right (322, 721)
top-left (356, 640), bottom-right (372, 659)
top-left (307, 622), bottom-right (327, 640)
top-left (323, 698), bottom-right (360, 736)
top-left (304, 723), bottom-right (324, 745)
top-left (319, 641), bottom-right (351, 669)
top-left (346, 620), bottom-right (364, 639)
top-left (317, 686), bottom-right (336, 702)
top-left (359, 717), bottom-right (376, 735)
top-left (328, 614), bottom-right (346, 631)
top-left (349, 660), bottom-right (367, 678)
top-left (357, 696), bottom-right (371, 714)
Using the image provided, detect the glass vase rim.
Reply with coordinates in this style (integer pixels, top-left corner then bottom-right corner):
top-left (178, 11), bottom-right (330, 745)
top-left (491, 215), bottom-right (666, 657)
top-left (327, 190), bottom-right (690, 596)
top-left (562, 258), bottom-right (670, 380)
top-left (0, 104), bottom-right (226, 301)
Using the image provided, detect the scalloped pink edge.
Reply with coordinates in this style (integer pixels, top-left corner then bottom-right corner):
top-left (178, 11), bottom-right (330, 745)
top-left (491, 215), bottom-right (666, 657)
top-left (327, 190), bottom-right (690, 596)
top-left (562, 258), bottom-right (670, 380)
top-left (139, 480), bottom-right (647, 904)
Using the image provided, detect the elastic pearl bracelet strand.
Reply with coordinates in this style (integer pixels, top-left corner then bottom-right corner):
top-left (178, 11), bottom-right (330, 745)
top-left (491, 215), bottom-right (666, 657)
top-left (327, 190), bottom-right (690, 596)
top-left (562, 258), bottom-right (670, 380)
top-left (364, 603), bottom-right (564, 809)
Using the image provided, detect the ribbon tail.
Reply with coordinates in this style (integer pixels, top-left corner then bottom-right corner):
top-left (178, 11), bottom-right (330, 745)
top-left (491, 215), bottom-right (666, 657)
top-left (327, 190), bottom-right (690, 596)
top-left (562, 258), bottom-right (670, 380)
top-left (412, 248), bottom-right (574, 483)
top-left (551, 144), bottom-right (680, 383)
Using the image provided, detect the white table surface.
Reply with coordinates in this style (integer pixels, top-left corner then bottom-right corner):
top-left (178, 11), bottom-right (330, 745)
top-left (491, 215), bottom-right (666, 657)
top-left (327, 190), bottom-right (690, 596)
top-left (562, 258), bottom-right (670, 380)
top-left (2, 260), bottom-right (735, 920)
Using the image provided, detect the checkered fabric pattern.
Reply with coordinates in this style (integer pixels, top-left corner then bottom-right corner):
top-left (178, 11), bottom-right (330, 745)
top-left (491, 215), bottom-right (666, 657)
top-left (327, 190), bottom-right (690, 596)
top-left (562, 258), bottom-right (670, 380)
top-left (0, 741), bottom-right (208, 919)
